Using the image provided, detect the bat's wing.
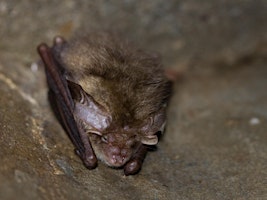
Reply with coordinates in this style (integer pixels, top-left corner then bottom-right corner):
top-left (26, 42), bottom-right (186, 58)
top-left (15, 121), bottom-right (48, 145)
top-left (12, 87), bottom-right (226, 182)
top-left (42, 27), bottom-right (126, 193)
top-left (37, 43), bottom-right (97, 169)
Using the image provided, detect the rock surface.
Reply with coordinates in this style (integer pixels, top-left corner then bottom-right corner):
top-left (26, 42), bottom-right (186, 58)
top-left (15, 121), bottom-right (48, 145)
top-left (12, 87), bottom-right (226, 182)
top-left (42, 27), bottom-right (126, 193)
top-left (0, 1), bottom-right (266, 199)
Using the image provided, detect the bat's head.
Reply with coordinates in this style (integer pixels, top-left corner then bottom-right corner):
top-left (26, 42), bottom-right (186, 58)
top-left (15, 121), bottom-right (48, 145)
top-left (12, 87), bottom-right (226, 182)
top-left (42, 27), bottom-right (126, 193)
top-left (74, 94), bottom-right (166, 167)
top-left (88, 111), bottom-right (166, 168)
top-left (70, 73), bottom-right (168, 168)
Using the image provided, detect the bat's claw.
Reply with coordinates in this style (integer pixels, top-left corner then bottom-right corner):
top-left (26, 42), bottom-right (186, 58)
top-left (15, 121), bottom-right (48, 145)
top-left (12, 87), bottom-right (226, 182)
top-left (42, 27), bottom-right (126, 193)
top-left (75, 149), bottom-right (98, 169)
top-left (124, 159), bottom-right (142, 176)
top-left (83, 156), bottom-right (98, 169)
top-left (53, 36), bottom-right (66, 46)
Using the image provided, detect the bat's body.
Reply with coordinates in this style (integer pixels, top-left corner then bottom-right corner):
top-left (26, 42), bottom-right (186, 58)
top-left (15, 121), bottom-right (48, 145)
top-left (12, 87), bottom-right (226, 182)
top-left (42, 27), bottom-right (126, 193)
top-left (37, 32), bottom-right (172, 175)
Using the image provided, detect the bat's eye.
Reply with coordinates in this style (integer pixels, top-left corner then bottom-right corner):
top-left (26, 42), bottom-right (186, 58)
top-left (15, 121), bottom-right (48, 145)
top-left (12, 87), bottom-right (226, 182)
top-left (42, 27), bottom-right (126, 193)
top-left (101, 135), bottom-right (108, 143)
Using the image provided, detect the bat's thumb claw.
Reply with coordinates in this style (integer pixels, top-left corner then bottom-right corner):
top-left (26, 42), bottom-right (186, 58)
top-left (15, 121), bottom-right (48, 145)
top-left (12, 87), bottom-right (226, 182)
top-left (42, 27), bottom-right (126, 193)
top-left (75, 149), bottom-right (98, 169)
top-left (83, 156), bottom-right (98, 170)
top-left (124, 159), bottom-right (142, 176)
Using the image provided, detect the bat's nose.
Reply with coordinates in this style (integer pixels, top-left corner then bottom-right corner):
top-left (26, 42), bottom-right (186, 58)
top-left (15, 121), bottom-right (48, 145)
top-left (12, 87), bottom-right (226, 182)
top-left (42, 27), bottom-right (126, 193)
top-left (110, 154), bottom-right (126, 166)
top-left (108, 146), bottom-right (128, 167)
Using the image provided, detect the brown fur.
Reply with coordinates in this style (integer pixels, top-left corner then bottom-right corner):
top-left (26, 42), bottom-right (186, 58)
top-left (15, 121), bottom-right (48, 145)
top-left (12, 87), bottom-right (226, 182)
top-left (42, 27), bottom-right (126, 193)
top-left (53, 32), bottom-right (172, 127)
top-left (38, 32), bottom-right (174, 173)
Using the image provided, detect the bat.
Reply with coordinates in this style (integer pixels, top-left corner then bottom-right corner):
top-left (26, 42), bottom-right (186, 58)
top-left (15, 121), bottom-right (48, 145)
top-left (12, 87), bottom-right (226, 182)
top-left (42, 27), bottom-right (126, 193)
top-left (37, 32), bottom-right (172, 175)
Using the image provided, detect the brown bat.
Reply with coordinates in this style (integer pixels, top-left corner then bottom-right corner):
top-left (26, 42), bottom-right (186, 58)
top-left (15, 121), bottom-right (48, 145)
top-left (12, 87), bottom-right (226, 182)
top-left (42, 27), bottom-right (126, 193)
top-left (37, 32), bottom-right (172, 175)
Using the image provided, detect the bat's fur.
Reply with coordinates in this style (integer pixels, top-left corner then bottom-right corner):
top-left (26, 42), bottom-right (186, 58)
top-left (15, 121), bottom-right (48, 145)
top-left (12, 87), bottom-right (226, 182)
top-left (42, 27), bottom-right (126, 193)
top-left (52, 32), bottom-right (172, 127)
top-left (39, 32), bottom-right (173, 174)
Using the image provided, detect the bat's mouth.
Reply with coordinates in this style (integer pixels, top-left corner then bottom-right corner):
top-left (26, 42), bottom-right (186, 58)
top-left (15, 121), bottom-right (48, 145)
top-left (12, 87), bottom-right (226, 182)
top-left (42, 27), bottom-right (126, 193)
top-left (104, 147), bottom-right (131, 167)
top-left (107, 156), bottom-right (128, 167)
top-left (89, 134), bottom-right (132, 168)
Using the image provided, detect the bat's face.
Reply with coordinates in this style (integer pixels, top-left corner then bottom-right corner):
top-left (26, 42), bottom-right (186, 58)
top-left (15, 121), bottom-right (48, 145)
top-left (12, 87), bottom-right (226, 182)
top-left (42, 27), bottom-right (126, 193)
top-left (87, 119), bottom-right (164, 167)
top-left (80, 114), bottom-right (163, 168)
top-left (88, 131), bottom-right (140, 167)
top-left (73, 89), bottom-right (166, 168)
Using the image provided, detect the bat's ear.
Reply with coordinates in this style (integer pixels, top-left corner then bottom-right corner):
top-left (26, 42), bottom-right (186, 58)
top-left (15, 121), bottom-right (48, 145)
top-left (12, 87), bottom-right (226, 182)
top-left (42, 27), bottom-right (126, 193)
top-left (68, 80), bottom-right (112, 132)
top-left (140, 109), bottom-right (166, 145)
top-left (141, 134), bottom-right (158, 145)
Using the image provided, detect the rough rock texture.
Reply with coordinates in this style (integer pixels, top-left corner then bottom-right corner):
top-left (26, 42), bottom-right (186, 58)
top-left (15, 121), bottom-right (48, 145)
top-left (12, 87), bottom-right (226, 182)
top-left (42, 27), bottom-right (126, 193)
top-left (0, 0), bottom-right (266, 199)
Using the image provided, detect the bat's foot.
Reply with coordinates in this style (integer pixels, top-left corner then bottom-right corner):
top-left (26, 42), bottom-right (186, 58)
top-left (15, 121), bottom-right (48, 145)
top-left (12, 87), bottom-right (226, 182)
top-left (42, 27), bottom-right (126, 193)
top-left (124, 159), bottom-right (142, 176)
top-left (83, 156), bottom-right (98, 170)
top-left (123, 144), bottom-right (147, 175)
top-left (53, 36), bottom-right (66, 47)
top-left (75, 149), bottom-right (98, 170)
